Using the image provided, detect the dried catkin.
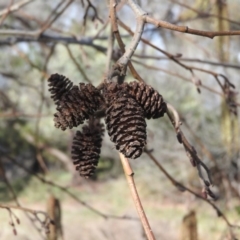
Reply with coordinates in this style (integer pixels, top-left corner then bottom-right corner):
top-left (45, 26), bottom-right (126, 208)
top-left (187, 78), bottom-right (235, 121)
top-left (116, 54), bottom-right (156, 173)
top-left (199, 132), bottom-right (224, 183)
top-left (127, 81), bottom-right (167, 119)
top-left (48, 73), bottom-right (73, 105)
top-left (71, 120), bottom-right (104, 178)
top-left (54, 83), bottom-right (103, 130)
top-left (104, 82), bottom-right (146, 159)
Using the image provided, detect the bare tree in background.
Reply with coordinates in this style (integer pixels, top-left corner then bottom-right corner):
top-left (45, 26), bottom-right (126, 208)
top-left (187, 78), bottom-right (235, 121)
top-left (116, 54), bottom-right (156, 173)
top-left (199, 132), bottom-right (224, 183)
top-left (0, 0), bottom-right (240, 239)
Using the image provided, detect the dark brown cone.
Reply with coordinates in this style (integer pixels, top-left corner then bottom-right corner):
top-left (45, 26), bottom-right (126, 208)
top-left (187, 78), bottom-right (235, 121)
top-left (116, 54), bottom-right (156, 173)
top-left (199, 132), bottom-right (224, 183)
top-left (48, 73), bottom-right (74, 104)
top-left (103, 82), bottom-right (127, 106)
top-left (54, 83), bottom-right (103, 130)
top-left (71, 120), bottom-right (104, 178)
top-left (127, 81), bottom-right (167, 119)
top-left (104, 83), bottom-right (146, 159)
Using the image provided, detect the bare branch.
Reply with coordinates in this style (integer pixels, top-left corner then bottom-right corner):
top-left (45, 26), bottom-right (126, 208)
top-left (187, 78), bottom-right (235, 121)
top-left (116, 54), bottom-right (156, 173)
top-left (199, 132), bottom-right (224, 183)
top-left (0, 148), bottom-right (138, 222)
top-left (104, 25), bottom-right (114, 77)
top-left (171, 0), bottom-right (240, 27)
top-left (109, 0), bottom-right (144, 81)
top-left (145, 150), bottom-right (240, 238)
top-left (37, 0), bottom-right (73, 36)
top-left (0, 158), bottom-right (48, 238)
top-left (0, 0), bottom-right (13, 26)
top-left (132, 59), bottom-right (226, 97)
top-left (133, 55), bottom-right (240, 70)
top-left (166, 103), bottom-right (215, 198)
top-left (117, 0), bottom-right (146, 68)
top-left (183, 118), bottom-right (240, 199)
top-left (119, 153), bottom-right (156, 240)
top-left (0, 0), bottom-right (33, 17)
top-left (0, 33), bottom-right (107, 52)
top-left (0, 204), bottom-right (53, 235)
top-left (65, 45), bottom-right (92, 83)
top-left (126, 0), bottom-right (240, 38)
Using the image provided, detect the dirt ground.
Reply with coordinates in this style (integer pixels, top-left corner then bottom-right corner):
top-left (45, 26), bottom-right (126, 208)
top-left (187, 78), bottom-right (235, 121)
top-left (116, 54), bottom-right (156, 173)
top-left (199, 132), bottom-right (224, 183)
top-left (0, 176), bottom-right (239, 240)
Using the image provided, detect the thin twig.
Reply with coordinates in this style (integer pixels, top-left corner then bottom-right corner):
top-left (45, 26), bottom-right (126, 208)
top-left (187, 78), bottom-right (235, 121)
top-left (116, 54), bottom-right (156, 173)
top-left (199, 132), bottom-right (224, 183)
top-left (34, 45), bottom-right (56, 174)
top-left (0, 159), bottom-right (46, 238)
top-left (118, 20), bottom-right (239, 106)
top-left (0, 0), bottom-right (33, 17)
top-left (65, 45), bottom-right (92, 83)
top-left (0, 0), bottom-right (13, 26)
top-left (132, 59), bottom-right (225, 97)
top-left (171, 0), bottom-right (240, 27)
top-left (0, 33), bottom-right (107, 52)
top-left (126, 0), bottom-right (240, 38)
top-left (37, 0), bottom-right (73, 36)
top-left (0, 204), bottom-right (53, 235)
top-left (166, 103), bottom-right (215, 198)
top-left (183, 118), bottom-right (240, 199)
top-left (133, 55), bottom-right (240, 70)
top-left (145, 150), bottom-right (240, 238)
top-left (109, 0), bottom-right (144, 82)
top-left (117, 0), bottom-right (146, 67)
top-left (0, 149), bottom-right (138, 222)
top-left (119, 153), bottom-right (156, 240)
top-left (0, 0), bottom-right (73, 39)
top-left (104, 25), bottom-right (114, 78)
top-left (0, 204), bottom-right (49, 220)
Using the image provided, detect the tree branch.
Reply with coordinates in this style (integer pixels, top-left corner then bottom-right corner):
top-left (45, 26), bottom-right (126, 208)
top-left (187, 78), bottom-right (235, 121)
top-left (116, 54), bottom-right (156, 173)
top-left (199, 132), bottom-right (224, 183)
top-left (133, 54), bottom-right (240, 70)
top-left (119, 153), bottom-right (156, 240)
top-left (0, 148), bottom-right (138, 222)
top-left (0, 0), bottom-right (33, 17)
top-left (0, 33), bottom-right (107, 52)
top-left (145, 150), bottom-right (240, 238)
top-left (166, 103), bottom-right (215, 198)
top-left (109, 0), bottom-right (144, 82)
top-left (126, 0), bottom-right (240, 39)
top-left (117, 0), bottom-right (146, 68)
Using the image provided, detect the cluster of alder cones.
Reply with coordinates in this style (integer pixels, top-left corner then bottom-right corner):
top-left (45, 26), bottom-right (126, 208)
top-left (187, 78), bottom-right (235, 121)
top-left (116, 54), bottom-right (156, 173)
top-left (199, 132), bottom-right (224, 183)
top-left (48, 73), bottom-right (167, 178)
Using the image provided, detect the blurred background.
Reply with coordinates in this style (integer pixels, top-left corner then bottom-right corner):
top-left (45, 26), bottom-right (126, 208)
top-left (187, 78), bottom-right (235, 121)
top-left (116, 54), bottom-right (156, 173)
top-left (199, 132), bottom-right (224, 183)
top-left (0, 0), bottom-right (240, 239)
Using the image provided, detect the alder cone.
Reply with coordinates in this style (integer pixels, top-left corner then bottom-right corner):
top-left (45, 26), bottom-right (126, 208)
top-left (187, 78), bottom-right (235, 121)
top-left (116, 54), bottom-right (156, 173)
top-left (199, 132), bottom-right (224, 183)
top-left (54, 83), bottom-right (103, 130)
top-left (71, 120), bottom-right (104, 178)
top-left (48, 73), bottom-right (73, 104)
top-left (103, 81), bottom-right (127, 106)
top-left (127, 81), bottom-right (167, 119)
top-left (105, 83), bottom-right (147, 159)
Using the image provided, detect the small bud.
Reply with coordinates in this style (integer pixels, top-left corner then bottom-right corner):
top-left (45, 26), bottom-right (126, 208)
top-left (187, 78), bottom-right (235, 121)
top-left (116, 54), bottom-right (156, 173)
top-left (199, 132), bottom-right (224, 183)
top-left (9, 221), bottom-right (14, 227)
top-left (202, 189), bottom-right (207, 199)
top-left (207, 189), bottom-right (217, 200)
top-left (217, 210), bottom-right (222, 217)
top-left (16, 218), bottom-right (20, 224)
top-left (176, 132), bottom-right (182, 144)
top-left (50, 219), bottom-right (55, 225)
top-left (204, 180), bottom-right (210, 187)
top-left (175, 183), bottom-right (185, 192)
top-left (175, 53), bottom-right (182, 58)
top-left (13, 228), bottom-right (17, 235)
top-left (45, 226), bottom-right (50, 234)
